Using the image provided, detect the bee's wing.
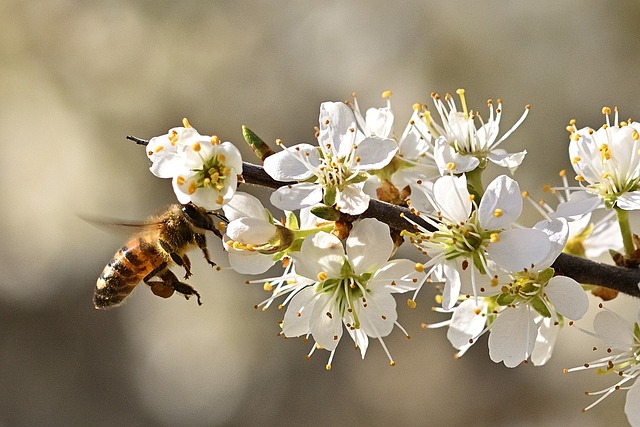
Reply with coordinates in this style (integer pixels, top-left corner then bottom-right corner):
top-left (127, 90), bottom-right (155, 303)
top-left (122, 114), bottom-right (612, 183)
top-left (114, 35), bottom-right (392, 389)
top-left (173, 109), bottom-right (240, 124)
top-left (79, 215), bottom-right (164, 236)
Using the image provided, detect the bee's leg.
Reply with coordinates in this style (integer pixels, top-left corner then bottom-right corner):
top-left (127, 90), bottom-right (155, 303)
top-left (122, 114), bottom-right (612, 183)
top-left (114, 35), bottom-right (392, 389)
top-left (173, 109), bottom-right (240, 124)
top-left (158, 239), bottom-right (193, 279)
top-left (146, 268), bottom-right (202, 305)
top-left (170, 252), bottom-right (192, 279)
top-left (194, 233), bottom-right (216, 268)
top-left (143, 263), bottom-right (176, 299)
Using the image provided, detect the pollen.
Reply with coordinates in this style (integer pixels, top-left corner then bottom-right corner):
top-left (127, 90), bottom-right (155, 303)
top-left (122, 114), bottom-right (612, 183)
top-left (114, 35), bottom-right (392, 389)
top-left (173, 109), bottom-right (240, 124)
top-left (412, 103), bottom-right (421, 110)
top-left (192, 142), bottom-right (201, 152)
top-left (572, 156), bottom-right (581, 164)
top-left (490, 233), bottom-right (500, 243)
top-left (176, 175), bottom-right (186, 186)
top-left (211, 135), bottom-right (220, 145)
top-left (187, 182), bottom-right (198, 194)
top-left (216, 195), bottom-right (224, 205)
top-left (154, 145), bottom-right (164, 153)
top-left (633, 130), bottom-right (640, 141)
top-left (317, 272), bottom-right (328, 281)
top-left (407, 299), bottom-right (417, 309)
top-left (493, 208), bottom-right (503, 218)
top-left (446, 162), bottom-right (456, 170)
top-left (263, 282), bottom-right (273, 291)
top-left (602, 106), bottom-right (611, 115)
top-left (521, 191), bottom-right (529, 198)
top-left (473, 307), bottom-right (482, 315)
top-left (415, 263), bottom-right (425, 272)
top-left (382, 90), bottom-right (393, 98)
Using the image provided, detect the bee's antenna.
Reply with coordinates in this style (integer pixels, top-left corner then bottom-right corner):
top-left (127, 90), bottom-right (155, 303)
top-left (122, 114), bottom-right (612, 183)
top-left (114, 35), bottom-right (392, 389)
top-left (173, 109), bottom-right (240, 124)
top-left (207, 210), bottom-right (229, 224)
top-left (126, 135), bottom-right (149, 146)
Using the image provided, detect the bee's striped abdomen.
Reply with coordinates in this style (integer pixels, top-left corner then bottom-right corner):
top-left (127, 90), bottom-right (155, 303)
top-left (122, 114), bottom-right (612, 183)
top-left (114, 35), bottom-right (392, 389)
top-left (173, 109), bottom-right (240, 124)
top-left (94, 236), bottom-right (165, 309)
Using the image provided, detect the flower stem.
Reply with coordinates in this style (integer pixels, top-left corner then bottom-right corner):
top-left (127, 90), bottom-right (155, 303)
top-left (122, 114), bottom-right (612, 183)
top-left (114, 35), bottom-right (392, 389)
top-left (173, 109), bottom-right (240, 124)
top-left (465, 167), bottom-right (485, 198)
top-left (615, 207), bottom-right (635, 256)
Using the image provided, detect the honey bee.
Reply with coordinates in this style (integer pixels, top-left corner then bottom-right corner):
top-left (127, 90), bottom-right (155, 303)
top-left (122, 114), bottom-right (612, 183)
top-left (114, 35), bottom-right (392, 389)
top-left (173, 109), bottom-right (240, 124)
top-left (94, 203), bottom-right (222, 309)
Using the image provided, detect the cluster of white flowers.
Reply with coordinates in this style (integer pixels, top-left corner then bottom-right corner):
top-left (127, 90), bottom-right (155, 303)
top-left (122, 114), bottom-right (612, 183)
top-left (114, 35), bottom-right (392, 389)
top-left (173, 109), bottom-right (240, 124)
top-left (137, 93), bottom-right (640, 425)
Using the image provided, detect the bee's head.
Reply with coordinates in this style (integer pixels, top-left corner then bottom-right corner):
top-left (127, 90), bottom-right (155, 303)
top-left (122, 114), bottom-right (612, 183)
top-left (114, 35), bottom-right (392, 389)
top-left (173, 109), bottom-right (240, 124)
top-left (181, 203), bottom-right (227, 234)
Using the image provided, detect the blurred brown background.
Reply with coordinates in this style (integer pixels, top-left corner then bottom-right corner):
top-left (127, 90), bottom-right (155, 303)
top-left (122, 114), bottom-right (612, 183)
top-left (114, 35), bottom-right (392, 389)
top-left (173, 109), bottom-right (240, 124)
top-left (2, 0), bottom-right (640, 425)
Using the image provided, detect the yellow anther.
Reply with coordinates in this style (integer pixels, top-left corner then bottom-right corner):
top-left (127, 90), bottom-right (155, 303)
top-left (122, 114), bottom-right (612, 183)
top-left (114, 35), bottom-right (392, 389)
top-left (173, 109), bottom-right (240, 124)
top-left (566, 125), bottom-right (575, 133)
top-left (382, 90), bottom-right (393, 98)
top-left (232, 241), bottom-right (243, 250)
top-left (188, 181), bottom-right (198, 195)
top-left (559, 169), bottom-right (566, 177)
top-left (491, 276), bottom-right (499, 287)
top-left (246, 244), bottom-right (256, 252)
top-left (182, 118), bottom-right (192, 128)
top-left (192, 142), bottom-right (201, 152)
top-left (211, 135), bottom-right (220, 145)
top-left (217, 153), bottom-right (226, 163)
top-left (493, 208), bottom-right (503, 218)
top-left (415, 263), bottom-right (425, 272)
top-left (435, 294), bottom-right (443, 304)
top-left (572, 156), bottom-right (581, 164)
top-left (263, 282), bottom-right (273, 291)
top-left (602, 106), bottom-right (611, 115)
top-left (633, 130), bottom-right (640, 141)
top-left (154, 145), bottom-right (164, 153)
top-left (543, 184), bottom-right (551, 192)
top-left (446, 162), bottom-right (456, 170)
top-left (490, 233), bottom-right (500, 243)
top-left (407, 299), bottom-right (417, 309)
top-left (599, 144), bottom-right (611, 160)
top-left (469, 194), bottom-right (475, 201)
top-left (176, 175), bottom-right (186, 186)
top-left (389, 361), bottom-right (396, 367)
top-left (473, 307), bottom-right (482, 315)
top-left (521, 191), bottom-right (529, 198)
top-left (412, 103), bottom-right (421, 110)
top-left (317, 272), bottom-right (328, 281)
top-left (569, 119), bottom-right (576, 125)
top-left (576, 175), bottom-right (585, 182)
top-left (571, 133), bottom-right (581, 141)
top-left (326, 364), bottom-right (332, 371)
top-left (216, 195), bottom-right (224, 205)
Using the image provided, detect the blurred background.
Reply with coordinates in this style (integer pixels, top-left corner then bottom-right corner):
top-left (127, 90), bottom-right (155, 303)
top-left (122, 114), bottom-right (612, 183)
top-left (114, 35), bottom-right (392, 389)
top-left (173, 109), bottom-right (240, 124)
top-left (2, 0), bottom-right (640, 425)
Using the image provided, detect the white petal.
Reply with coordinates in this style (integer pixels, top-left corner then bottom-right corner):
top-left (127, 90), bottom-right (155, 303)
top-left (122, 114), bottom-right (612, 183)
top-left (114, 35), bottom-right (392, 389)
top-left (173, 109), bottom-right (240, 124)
top-left (226, 217), bottom-right (276, 244)
top-left (270, 183), bottom-right (323, 211)
top-left (223, 191), bottom-right (268, 222)
top-left (370, 259), bottom-right (423, 293)
top-left (309, 293), bottom-right (343, 351)
top-left (617, 191), bottom-right (640, 210)
top-left (532, 218), bottom-right (569, 270)
top-left (593, 310), bottom-right (635, 351)
top-left (488, 305), bottom-right (537, 368)
top-left (357, 288), bottom-right (397, 338)
top-left (365, 106), bottom-right (394, 138)
top-left (346, 219), bottom-right (393, 275)
top-left (625, 380), bottom-right (640, 427)
top-left (550, 192), bottom-right (601, 220)
top-left (447, 299), bottom-right (488, 350)
top-left (345, 321), bottom-right (369, 359)
top-left (335, 184), bottom-right (370, 215)
top-left (282, 287), bottom-right (316, 338)
top-left (263, 143), bottom-right (318, 181)
top-left (434, 137), bottom-right (479, 174)
top-left (531, 317), bottom-right (558, 366)
top-left (228, 252), bottom-right (275, 274)
top-left (486, 149), bottom-right (527, 173)
top-left (433, 175), bottom-right (471, 223)
top-left (441, 261), bottom-right (462, 310)
top-left (478, 175), bottom-right (523, 230)
top-left (487, 228), bottom-right (550, 272)
top-left (352, 137), bottom-right (398, 170)
top-left (544, 276), bottom-right (589, 320)
top-left (292, 232), bottom-right (345, 280)
top-left (318, 102), bottom-right (357, 159)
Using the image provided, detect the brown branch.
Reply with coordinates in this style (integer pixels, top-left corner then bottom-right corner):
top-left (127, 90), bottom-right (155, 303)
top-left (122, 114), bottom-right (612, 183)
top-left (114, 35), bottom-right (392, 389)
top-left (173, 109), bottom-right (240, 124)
top-left (127, 135), bottom-right (640, 299)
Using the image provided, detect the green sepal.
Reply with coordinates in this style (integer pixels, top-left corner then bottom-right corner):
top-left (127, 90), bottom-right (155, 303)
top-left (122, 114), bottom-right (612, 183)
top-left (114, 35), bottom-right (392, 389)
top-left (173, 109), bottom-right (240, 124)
top-left (242, 125), bottom-right (275, 161)
top-left (537, 268), bottom-right (555, 285)
top-left (311, 205), bottom-right (341, 221)
top-left (496, 293), bottom-right (516, 306)
top-left (531, 297), bottom-right (552, 318)
top-left (340, 260), bottom-right (354, 278)
top-left (285, 211), bottom-right (299, 230)
top-left (348, 172), bottom-right (369, 184)
top-left (323, 187), bottom-right (337, 207)
top-left (634, 322), bottom-right (640, 342)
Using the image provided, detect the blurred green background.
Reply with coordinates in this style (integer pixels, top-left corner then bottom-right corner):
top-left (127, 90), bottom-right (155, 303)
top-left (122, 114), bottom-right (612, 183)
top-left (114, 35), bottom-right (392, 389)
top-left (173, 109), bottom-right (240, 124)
top-left (2, 0), bottom-right (640, 425)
